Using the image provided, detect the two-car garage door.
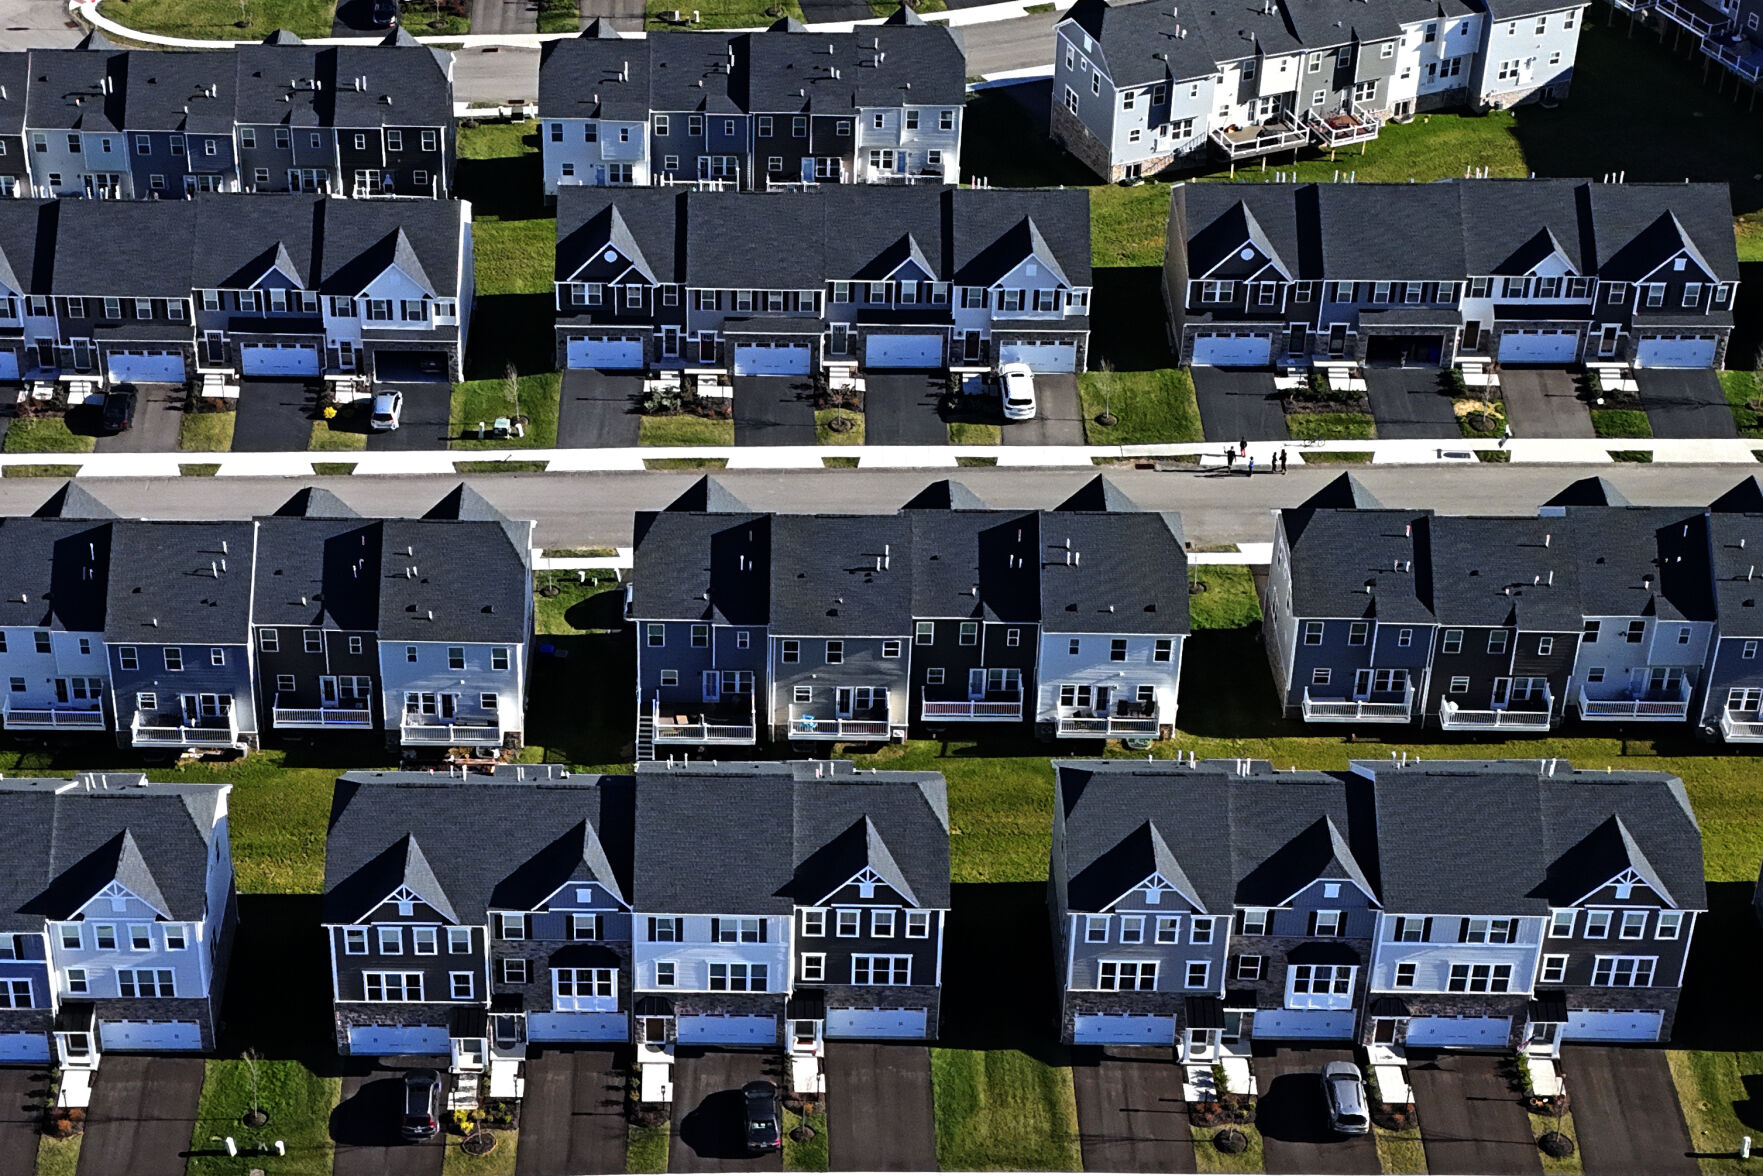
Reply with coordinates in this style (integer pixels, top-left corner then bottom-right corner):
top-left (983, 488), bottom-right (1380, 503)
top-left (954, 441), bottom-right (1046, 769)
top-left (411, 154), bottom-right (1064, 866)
top-left (825, 1007), bottom-right (929, 1039)
top-left (106, 349), bottom-right (186, 384)
top-left (567, 335), bottom-right (645, 370)
top-left (732, 342), bottom-right (812, 377)
top-left (240, 342), bottom-right (321, 377)
top-left (1635, 334), bottom-right (1718, 368)
top-left (1073, 1013), bottom-right (1177, 1045)
top-left (1497, 329), bottom-right (1580, 364)
top-left (1191, 332), bottom-right (1273, 367)
top-left (99, 1020), bottom-right (202, 1051)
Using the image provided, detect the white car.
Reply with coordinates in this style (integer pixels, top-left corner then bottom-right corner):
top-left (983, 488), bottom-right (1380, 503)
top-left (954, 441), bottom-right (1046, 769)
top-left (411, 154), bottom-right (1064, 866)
top-left (999, 362), bottom-right (1037, 421)
top-left (370, 390), bottom-right (404, 431)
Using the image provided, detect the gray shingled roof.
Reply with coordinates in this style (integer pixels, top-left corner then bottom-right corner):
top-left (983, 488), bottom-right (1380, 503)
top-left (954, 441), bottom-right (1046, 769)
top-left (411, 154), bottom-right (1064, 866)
top-left (1280, 508), bottom-right (1435, 623)
top-left (102, 520), bottom-right (256, 643)
top-left (376, 515), bottom-right (530, 644)
top-left (0, 518), bottom-right (111, 633)
top-left (1558, 506), bottom-right (1714, 623)
top-left (1039, 510), bottom-right (1188, 635)
top-left (630, 510), bottom-right (771, 624)
top-left (1426, 515), bottom-right (1581, 630)
top-left (769, 514), bottom-right (913, 636)
top-left (122, 51), bottom-right (236, 134)
top-left (252, 516), bottom-right (383, 632)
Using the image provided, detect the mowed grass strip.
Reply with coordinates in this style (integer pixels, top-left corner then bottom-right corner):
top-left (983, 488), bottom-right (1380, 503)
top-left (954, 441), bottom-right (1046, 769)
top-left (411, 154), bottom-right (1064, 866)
top-left (931, 1048), bottom-right (1081, 1172)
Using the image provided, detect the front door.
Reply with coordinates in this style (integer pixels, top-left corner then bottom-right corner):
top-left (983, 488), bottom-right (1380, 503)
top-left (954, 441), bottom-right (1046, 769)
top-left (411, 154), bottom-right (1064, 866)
top-left (638, 1016), bottom-right (673, 1045)
top-left (1597, 324), bottom-right (1619, 358)
top-left (1288, 323), bottom-right (1307, 356)
top-left (1373, 1018), bottom-right (1400, 1045)
top-left (71, 339), bottom-right (93, 371)
top-left (963, 330), bottom-right (983, 362)
top-left (662, 327), bottom-right (680, 359)
top-left (698, 335), bottom-right (717, 364)
top-left (1328, 324), bottom-right (1348, 357)
top-left (790, 1019), bottom-right (822, 1053)
top-left (1187, 1028), bottom-right (1221, 1061)
top-left (1463, 320), bottom-right (1481, 351)
top-left (829, 324), bottom-right (850, 357)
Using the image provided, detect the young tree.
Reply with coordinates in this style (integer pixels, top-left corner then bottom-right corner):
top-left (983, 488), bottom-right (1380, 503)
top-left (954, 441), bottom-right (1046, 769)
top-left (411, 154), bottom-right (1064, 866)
top-left (1094, 360), bottom-right (1118, 428)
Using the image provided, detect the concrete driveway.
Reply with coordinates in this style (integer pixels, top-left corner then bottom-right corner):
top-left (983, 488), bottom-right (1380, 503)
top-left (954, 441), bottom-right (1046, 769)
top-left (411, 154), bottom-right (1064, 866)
top-left (1070, 1046), bottom-right (1194, 1173)
top-left (0, 1066), bottom-right (47, 1176)
top-left (1499, 369), bottom-right (1593, 439)
top-left (1563, 1046), bottom-right (1696, 1175)
top-left (825, 1043), bottom-right (936, 1171)
top-left (91, 385), bottom-right (185, 454)
top-left (865, 374), bottom-right (948, 446)
top-left (733, 377), bottom-right (817, 447)
top-left (232, 380), bottom-right (316, 453)
top-left (365, 384), bottom-right (453, 452)
top-left (1406, 1051), bottom-right (1539, 1175)
top-left (1191, 368), bottom-right (1289, 442)
top-left (669, 1048), bottom-right (785, 1173)
top-left (557, 370), bottom-right (641, 448)
top-left (1364, 368), bottom-right (1460, 439)
top-left (1636, 369), bottom-right (1739, 439)
top-left (1253, 1044), bottom-right (1379, 1175)
top-left (515, 1048), bottom-right (628, 1176)
top-left (76, 1055), bottom-right (204, 1176)
top-left (471, 0), bottom-right (537, 34)
top-left (331, 1068), bottom-right (447, 1176)
top-left (1003, 373), bottom-right (1085, 446)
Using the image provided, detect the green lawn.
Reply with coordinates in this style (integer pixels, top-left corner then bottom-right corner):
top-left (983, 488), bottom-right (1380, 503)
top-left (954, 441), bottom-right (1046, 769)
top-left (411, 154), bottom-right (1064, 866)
top-left (948, 421), bottom-right (1002, 445)
top-left (3, 417), bottom-right (96, 454)
top-left (931, 1049), bottom-right (1081, 1172)
top-left (1668, 1050), bottom-right (1760, 1174)
top-left (627, 1123), bottom-right (668, 1173)
top-left (310, 415), bottom-right (368, 451)
top-left (815, 408), bottom-right (865, 445)
top-left (1079, 369), bottom-right (1202, 445)
top-left (869, 0), bottom-right (942, 12)
top-left (1720, 371), bottom-right (1761, 438)
top-left (186, 1057), bottom-right (340, 1176)
top-left (782, 1105), bottom-right (829, 1171)
top-left (1590, 408), bottom-right (1653, 439)
top-left (474, 219), bottom-right (556, 298)
top-left (180, 410), bottom-right (237, 452)
top-left (1190, 1124), bottom-right (1265, 1173)
top-left (537, 0), bottom-right (579, 31)
top-left (1527, 1108), bottom-right (1581, 1176)
top-left (442, 1129), bottom-right (519, 1175)
top-left (644, 0), bottom-right (804, 28)
top-left (452, 372), bottom-right (562, 449)
top-left (36, 1135), bottom-right (81, 1176)
top-left (639, 415), bottom-right (734, 446)
top-left (535, 573), bottom-right (622, 635)
top-left (1188, 566), bottom-right (1261, 630)
top-left (1286, 412), bottom-right (1376, 441)
top-left (1372, 1124), bottom-right (1427, 1174)
top-left (99, 0), bottom-right (337, 38)
top-left (1739, 215), bottom-right (1763, 263)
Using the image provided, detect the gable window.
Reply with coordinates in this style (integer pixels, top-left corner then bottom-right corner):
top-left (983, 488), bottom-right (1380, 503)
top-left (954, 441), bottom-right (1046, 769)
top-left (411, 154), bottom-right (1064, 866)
top-left (1656, 911), bottom-right (1683, 940)
top-left (448, 927), bottom-right (471, 953)
top-left (871, 910), bottom-right (895, 937)
top-left (1549, 909), bottom-right (1575, 938)
top-left (1118, 915), bottom-right (1144, 944)
top-left (835, 909), bottom-right (861, 938)
top-left (378, 926), bottom-right (402, 954)
top-left (59, 925), bottom-right (81, 950)
top-left (1098, 961), bottom-right (1157, 991)
top-left (1084, 915), bottom-right (1108, 943)
top-left (129, 925), bottom-right (152, 951)
top-left (803, 909), bottom-right (826, 937)
top-left (1311, 910), bottom-right (1344, 937)
top-left (1619, 910), bottom-right (1648, 939)
top-left (1190, 917), bottom-right (1215, 945)
top-left (1584, 910), bottom-right (1612, 938)
top-left (906, 911), bottom-right (931, 938)
top-left (413, 927), bottom-right (438, 955)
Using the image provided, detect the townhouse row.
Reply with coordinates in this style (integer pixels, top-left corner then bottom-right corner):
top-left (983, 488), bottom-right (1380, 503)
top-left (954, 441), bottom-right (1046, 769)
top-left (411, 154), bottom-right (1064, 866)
top-left (0, 30), bottom-right (454, 201)
top-left (1054, 756), bottom-right (1704, 1058)
top-left (0, 193), bottom-right (471, 389)
top-left (1164, 178), bottom-right (1740, 371)
top-left (538, 10), bottom-right (966, 194)
top-left (555, 183), bottom-right (1092, 377)
top-left (1053, 0), bottom-right (1590, 181)
top-left (0, 483), bottom-right (531, 753)
top-left (1270, 473), bottom-right (1763, 740)
top-left (1634, 0), bottom-right (1763, 89)
top-left (627, 476), bottom-right (1189, 756)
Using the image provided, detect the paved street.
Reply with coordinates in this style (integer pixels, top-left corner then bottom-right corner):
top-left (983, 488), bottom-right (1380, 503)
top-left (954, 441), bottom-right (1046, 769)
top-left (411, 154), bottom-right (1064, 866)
top-left (1405, 1051), bottom-right (1540, 1175)
top-left (1500, 369), bottom-right (1594, 438)
top-left (76, 1055), bottom-right (204, 1176)
top-left (1637, 370), bottom-right (1739, 439)
top-left (669, 1048), bottom-right (785, 1173)
top-left (1002, 374), bottom-right (1085, 446)
top-left (1253, 1045), bottom-right (1379, 1175)
top-left (1192, 368), bottom-right (1290, 442)
top-left (0, 1066), bottom-right (46, 1176)
top-left (1070, 1046), bottom-right (1194, 1173)
top-left (515, 1048), bottom-right (629, 1176)
top-left (331, 1069), bottom-right (448, 1176)
top-left (825, 1043), bottom-right (937, 1171)
top-left (1564, 1046), bottom-right (1697, 1176)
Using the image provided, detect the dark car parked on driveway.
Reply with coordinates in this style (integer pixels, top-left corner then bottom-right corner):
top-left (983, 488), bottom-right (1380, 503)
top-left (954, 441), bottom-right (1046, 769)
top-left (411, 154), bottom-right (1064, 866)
top-left (743, 1080), bottom-right (781, 1154)
top-left (400, 1070), bottom-right (440, 1141)
top-left (370, 0), bottom-right (399, 24)
top-left (100, 386), bottom-right (136, 434)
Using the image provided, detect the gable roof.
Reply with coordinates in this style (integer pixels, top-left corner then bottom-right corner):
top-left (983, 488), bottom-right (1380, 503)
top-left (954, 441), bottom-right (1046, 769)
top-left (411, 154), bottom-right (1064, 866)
top-left (1544, 477), bottom-right (1629, 508)
top-left (33, 480), bottom-right (115, 520)
top-left (902, 480), bottom-right (987, 511)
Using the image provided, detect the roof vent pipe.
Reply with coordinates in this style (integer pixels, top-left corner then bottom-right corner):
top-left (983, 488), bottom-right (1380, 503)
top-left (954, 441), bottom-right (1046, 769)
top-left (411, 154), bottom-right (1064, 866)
top-left (1544, 533), bottom-right (1551, 547)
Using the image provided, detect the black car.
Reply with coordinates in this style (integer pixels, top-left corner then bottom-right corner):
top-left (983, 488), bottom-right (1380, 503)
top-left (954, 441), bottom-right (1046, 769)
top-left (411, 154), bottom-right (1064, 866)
top-left (400, 1069), bottom-right (440, 1141)
top-left (742, 1080), bottom-right (781, 1154)
top-left (370, 0), bottom-right (399, 26)
top-left (99, 386), bottom-right (136, 434)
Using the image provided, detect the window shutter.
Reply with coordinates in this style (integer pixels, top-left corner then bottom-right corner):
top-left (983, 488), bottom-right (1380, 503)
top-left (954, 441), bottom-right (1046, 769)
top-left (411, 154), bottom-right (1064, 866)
top-left (758, 920), bottom-right (768, 943)
top-left (711, 917), bottom-right (721, 942)
top-left (647, 916), bottom-right (658, 940)
top-left (1457, 919), bottom-right (1470, 943)
top-left (1306, 911), bottom-right (1317, 936)
top-left (1422, 917), bottom-right (1433, 942)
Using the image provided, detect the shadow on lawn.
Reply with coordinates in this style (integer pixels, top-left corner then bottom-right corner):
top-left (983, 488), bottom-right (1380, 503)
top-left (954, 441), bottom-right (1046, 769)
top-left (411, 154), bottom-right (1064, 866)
top-left (1091, 267), bottom-right (1175, 373)
top-left (455, 142), bottom-right (546, 220)
top-left (216, 894), bottom-right (343, 1071)
top-left (939, 881), bottom-right (1069, 1065)
top-left (466, 294), bottom-right (556, 380)
top-left (1674, 882), bottom-right (1763, 1054)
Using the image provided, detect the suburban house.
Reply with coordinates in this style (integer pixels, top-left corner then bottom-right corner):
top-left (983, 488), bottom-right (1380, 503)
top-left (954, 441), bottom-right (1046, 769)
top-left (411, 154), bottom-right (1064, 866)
top-left (1162, 179), bottom-right (1740, 370)
top-left (553, 184), bottom-right (1091, 375)
top-left (536, 10), bottom-right (966, 194)
top-left (322, 765), bottom-right (630, 1086)
top-left (1641, 0), bottom-right (1763, 89)
top-left (628, 476), bottom-right (1186, 755)
top-left (14, 31), bottom-right (455, 200)
top-left (1053, 0), bottom-right (1587, 181)
top-left (1696, 477), bottom-right (1763, 741)
top-left (0, 774), bottom-right (235, 1087)
top-left (1050, 757), bottom-right (1705, 1059)
top-left (631, 759), bottom-right (950, 1049)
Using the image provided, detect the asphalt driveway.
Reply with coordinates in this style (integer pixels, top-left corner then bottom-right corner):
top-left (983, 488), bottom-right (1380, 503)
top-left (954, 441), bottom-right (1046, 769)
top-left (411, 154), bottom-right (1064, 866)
top-left (1003, 373), bottom-right (1085, 445)
top-left (231, 380), bottom-right (316, 452)
top-left (91, 385), bottom-right (184, 454)
top-left (365, 384), bottom-right (453, 452)
top-left (865, 373), bottom-right (948, 446)
top-left (515, 1047), bottom-right (628, 1176)
top-left (825, 1042), bottom-right (936, 1171)
top-left (0, 1065), bottom-right (46, 1176)
top-left (1636, 369), bottom-right (1738, 439)
top-left (1253, 1044), bottom-right (1379, 1175)
top-left (733, 377), bottom-right (816, 446)
top-left (77, 1055), bottom-right (204, 1176)
top-left (331, 1068), bottom-right (447, 1176)
top-left (557, 370), bottom-right (641, 448)
top-left (1563, 1046), bottom-right (1696, 1176)
top-left (1406, 1051), bottom-right (1540, 1175)
top-left (1499, 368), bottom-right (1593, 438)
top-left (1191, 367), bottom-right (1289, 442)
top-left (1070, 1046), bottom-right (1194, 1173)
top-left (670, 1048), bottom-right (785, 1173)
top-left (1364, 368), bottom-right (1460, 439)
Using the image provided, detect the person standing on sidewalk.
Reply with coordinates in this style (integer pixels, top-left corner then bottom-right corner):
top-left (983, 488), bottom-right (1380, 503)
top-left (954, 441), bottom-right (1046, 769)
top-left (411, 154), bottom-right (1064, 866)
top-left (1225, 448), bottom-right (1236, 469)
top-left (1248, 455), bottom-right (1255, 476)
top-left (1279, 448), bottom-right (1288, 474)
top-left (1239, 437), bottom-right (1248, 458)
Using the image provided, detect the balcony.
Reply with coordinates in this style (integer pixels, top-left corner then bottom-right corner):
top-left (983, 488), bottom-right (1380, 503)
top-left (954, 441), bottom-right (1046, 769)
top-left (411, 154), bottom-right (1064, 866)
top-left (1703, 34), bottom-right (1763, 83)
top-left (788, 700), bottom-right (893, 741)
top-left (2, 698), bottom-right (107, 731)
top-left (1305, 108), bottom-right (1382, 149)
top-left (1055, 699), bottom-right (1161, 739)
top-left (1576, 678), bottom-right (1691, 722)
top-left (401, 709), bottom-right (503, 747)
top-left (1438, 690), bottom-right (1554, 731)
top-left (1655, 0), bottom-right (1729, 35)
top-left (870, 171), bottom-right (941, 185)
top-left (272, 695), bottom-right (375, 730)
top-left (1209, 116), bottom-right (1310, 160)
top-left (921, 687), bottom-right (1023, 722)
top-left (1719, 709), bottom-right (1763, 742)
top-left (130, 708), bottom-right (240, 749)
top-left (1302, 679), bottom-right (1415, 724)
top-left (653, 692), bottom-right (757, 745)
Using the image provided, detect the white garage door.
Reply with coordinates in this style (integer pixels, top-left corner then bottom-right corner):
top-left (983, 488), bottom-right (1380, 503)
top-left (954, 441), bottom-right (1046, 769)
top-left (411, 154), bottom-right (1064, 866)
top-left (346, 1024), bottom-right (450, 1056)
top-left (1073, 1014), bottom-right (1177, 1045)
top-left (99, 1020), bottom-right (202, 1051)
top-left (106, 350), bottom-right (186, 384)
top-left (1635, 335), bottom-right (1718, 368)
top-left (864, 334), bottom-right (944, 369)
top-left (1192, 332), bottom-right (1273, 366)
top-left (1404, 1016), bottom-right (1511, 1048)
top-left (0, 351), bottom-right (19, 380)
top-left (732, 343), bottom-right (812, 377)
top-left (1251, 1009), bottom-right (1356, 1040)
top-left (1562, 1009), bottom-right (1663, 1042)
top-left (0, 1032), bottom-right (50, 1062)
top-left (825, 1008), bottom-right (929, 1040)
top-left (240, 342), bottom-right (322, 377)
top-left (1497, 330), bottom-right (1579, 364)
top-left (528, 1012), bottom-right (629, 1042)
top-left (997, 342), bottom-right (1077, 373)
top-left (567, 336), bottom-right (645, 370)
top-left (676, 1014), bottom-right (778, 1046)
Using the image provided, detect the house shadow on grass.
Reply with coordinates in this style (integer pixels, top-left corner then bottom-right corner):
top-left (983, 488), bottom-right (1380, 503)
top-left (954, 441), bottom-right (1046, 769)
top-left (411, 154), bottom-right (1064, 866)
top-left (526, 630), bottom-right (636, 768)
top-left (1673, 882), bottom-right (1763, 1054)
top-left (215, 894), bottom-right (343, 1072)
top-left (938, 881), bottom-right (1069, 1065)
top-left (465, 294), bottom-right (555, 381)
top-left (455, 145), bottom-right (547, 220)
top-left (961, 84), bottom-right (1097, 189)
top-left (1090, 268), bottom-right (1175, 373)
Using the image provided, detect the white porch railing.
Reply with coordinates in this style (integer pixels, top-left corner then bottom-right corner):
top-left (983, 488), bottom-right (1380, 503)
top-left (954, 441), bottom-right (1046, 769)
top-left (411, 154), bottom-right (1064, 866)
top-left (652, 692), bottom-right (757, 745)
top-left (1302, 680), bottom-right (1414, 723)
top-left (400, 710), bottom-right (503, 746)
top-left (2, 698), bottom-right (107, 730)
top-left (921, 689), bottom-right (1022, 721)
top-left (1209, 118), bottom-right (1310, 160)
top-left (1305, 108), bottom-right (1383, 148)
top-left (1655, 0), bottom-right (1728, 36)
top-left (1576, 679), bottom-right (1691, 721)
top-left (272, 695), bottom-right (375, 729)
top-left (1719, 709), bottom-right (1763, 742)
top-left (788, 705), bottom-right (892, 740)
top-left (1438, 691), bottom-right (1554, 730)
top-left (1054, 707), bottom-right (1161, 738)
top-left (130, 708), bottom-right (240, 748)
top-left (1703, 36), bottom-right (1763, 82)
